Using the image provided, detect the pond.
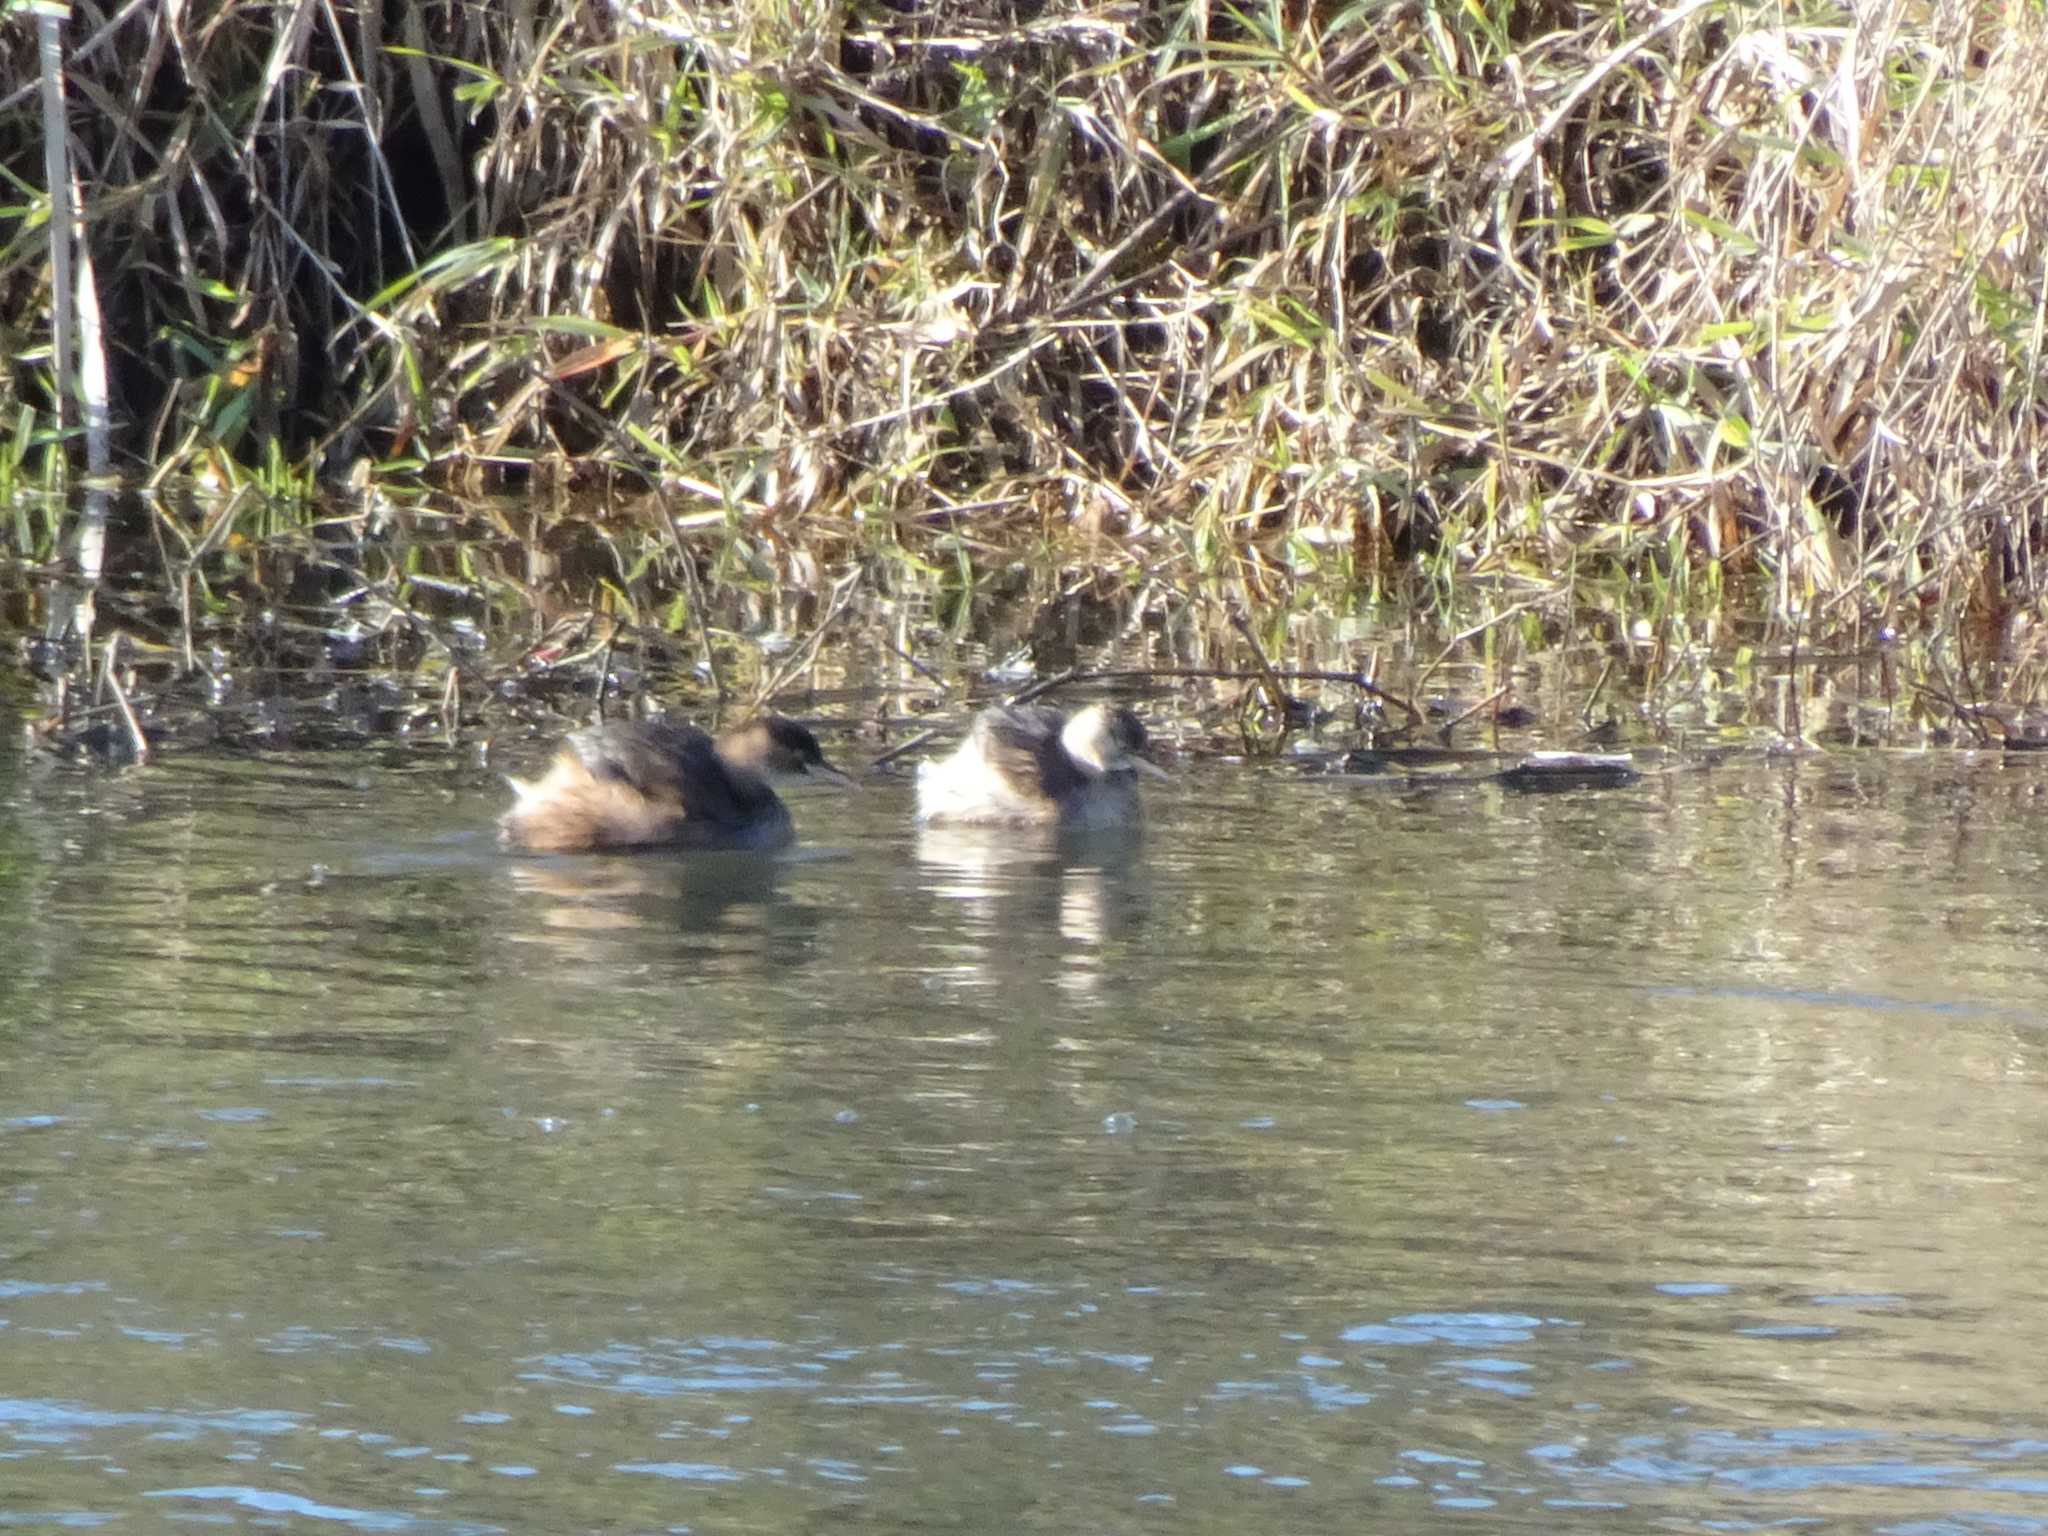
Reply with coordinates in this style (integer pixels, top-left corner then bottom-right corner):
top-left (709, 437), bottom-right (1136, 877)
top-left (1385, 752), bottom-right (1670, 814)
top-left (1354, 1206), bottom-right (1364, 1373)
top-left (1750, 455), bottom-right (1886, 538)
top-left (4, 711), bottom-right (2048, 1532)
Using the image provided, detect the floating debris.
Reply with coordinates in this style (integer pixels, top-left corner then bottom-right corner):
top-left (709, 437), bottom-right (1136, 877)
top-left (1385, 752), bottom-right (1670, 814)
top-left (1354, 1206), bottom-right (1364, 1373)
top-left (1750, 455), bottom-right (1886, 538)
top-left (1498, 752), bottom-right (1640, 793)
top-left (1342, 746), bottom-right (1502, 776)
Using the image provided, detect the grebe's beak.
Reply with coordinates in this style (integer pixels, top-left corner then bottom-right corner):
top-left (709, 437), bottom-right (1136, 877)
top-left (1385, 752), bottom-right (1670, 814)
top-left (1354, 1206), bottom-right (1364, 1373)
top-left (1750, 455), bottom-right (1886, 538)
top-left (1133, 757), bottom-right (1169, 780)
top-left (810, 761), bottom-right (860, 790)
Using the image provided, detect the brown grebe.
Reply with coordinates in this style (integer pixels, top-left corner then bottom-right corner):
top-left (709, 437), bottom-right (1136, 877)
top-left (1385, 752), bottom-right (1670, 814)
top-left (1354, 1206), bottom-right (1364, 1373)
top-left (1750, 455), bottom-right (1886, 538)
top-left (501, 716), bottom-right (853, 852)
top-left (914, 702), bottom-right (1165, 829)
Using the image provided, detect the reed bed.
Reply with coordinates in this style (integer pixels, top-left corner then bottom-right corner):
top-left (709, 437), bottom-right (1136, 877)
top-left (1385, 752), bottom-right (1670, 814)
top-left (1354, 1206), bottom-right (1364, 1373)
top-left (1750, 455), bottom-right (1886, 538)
top-left (5, 0), bottom-right (2048, 737)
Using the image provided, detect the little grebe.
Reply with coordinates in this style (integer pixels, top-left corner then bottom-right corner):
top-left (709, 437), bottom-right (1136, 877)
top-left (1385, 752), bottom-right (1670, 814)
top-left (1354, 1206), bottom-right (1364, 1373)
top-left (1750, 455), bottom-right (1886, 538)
top-left (915, 702), bottom-right (1166, 829)
top-left (500, 716), bottom-right (852, 853)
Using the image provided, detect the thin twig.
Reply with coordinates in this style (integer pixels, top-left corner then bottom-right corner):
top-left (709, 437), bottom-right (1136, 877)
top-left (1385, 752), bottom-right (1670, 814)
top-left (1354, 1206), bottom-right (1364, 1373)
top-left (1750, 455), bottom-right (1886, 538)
top-left (1909, 680), bottom-right (1999, 744)
top-left (1224, 596), bottom-right (1292, 718)
top-left (1581, 659), bottom-right (1613, 729)
top-left (440, 665), bottom-right (460, 739)
top-left (757, 565), bottom-right (866, 706)
top-left (1439, 685), bottom-right (1510, 738)
top-left (594, 628), bottom-right (619, 721)
top-left (1415, 599), bottom-right (1550, 699)
top-left (867, 726), bottom-right (942, 772)
top-left (880, 638), bottom-right (951, 690)
top-left (101, 635), bottom-right (148, 764)
top-left (1006, 667), bottom-right (1079, 707)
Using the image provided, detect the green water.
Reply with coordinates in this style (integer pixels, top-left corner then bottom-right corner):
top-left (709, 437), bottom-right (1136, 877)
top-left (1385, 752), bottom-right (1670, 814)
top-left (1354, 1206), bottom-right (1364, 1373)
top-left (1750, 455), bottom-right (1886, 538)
top-left (4, 735), bottom-right (2048, 1532)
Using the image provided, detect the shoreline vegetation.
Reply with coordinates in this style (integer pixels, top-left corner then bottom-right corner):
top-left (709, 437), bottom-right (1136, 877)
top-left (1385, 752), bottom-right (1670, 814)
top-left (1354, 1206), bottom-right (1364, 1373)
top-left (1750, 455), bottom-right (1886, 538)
top-left (4, 0), bottom-right (2048, 759)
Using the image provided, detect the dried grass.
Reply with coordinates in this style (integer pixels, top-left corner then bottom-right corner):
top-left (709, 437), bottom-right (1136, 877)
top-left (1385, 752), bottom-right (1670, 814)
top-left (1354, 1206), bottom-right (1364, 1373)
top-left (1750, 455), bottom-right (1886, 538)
top-left (5, 0), bottom-right (2048, 685)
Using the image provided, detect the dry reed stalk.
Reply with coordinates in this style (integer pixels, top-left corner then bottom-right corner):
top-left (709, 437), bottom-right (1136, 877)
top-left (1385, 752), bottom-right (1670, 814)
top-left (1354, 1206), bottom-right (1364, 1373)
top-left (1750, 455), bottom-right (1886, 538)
top-left (2, 0), bottom-right (2047, 728)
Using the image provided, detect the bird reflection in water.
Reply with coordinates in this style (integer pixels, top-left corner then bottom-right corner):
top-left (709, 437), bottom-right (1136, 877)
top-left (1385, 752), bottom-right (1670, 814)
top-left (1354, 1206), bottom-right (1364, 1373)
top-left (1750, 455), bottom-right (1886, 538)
top-left (914, 822), bottom-right (1151, 1000)
top-left (499, 850), bottom-right (810, 968)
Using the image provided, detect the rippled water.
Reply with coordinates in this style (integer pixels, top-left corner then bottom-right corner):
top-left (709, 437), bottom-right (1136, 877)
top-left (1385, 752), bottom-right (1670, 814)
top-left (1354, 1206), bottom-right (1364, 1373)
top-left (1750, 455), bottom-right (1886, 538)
top-left (5, 728), bottom-right (2048, 1532)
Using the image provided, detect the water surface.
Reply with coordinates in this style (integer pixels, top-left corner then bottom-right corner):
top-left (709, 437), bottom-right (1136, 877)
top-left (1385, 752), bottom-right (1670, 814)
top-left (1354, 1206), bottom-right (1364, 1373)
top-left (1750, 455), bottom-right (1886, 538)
top-left (4, 736), bottom-right (2048, 1532)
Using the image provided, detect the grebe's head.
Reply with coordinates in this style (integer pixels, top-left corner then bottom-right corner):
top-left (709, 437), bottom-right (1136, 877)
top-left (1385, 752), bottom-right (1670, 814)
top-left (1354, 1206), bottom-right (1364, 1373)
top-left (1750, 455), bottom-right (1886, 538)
top-left (724, 717), bottom-right (858, 787)
top-left (1059, 704), bottom-right (1168, 780)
